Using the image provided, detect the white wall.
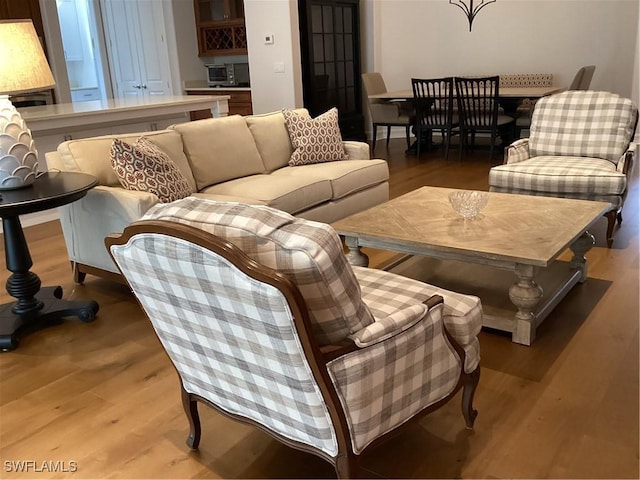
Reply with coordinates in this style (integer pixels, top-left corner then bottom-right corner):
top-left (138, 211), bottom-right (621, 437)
top-left (244, 0), bottom-right (303, 114)
top-left (371, 0), bottom-right (638, 97)
top-left (166, 0), bottom-right (207, 91)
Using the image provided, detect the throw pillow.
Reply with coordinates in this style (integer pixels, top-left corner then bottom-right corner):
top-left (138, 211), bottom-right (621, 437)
top-left (282, 107), bottom-right (349, 166)
top-left (110, 136), bottom-right (194, 203)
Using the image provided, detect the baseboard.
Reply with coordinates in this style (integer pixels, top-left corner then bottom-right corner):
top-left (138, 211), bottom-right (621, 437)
top-left (0, 209), bottom-right (59, 233)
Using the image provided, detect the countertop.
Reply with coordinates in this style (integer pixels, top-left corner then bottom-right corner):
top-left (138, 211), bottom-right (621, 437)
top-left (184, 86), bottom-right (251, 92)
top-left (20, 95), bottom-right (230, 122)
top-left (20, 95), bottom-right (231, 134)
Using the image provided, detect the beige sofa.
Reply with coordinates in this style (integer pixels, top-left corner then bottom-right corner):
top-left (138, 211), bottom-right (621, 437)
top-left (46, 110), bottom-right (389, 282)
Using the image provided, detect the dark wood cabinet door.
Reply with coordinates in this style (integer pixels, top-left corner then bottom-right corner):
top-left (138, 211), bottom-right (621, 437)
top-left (0, 0), bottom-right (47, 53)
top-left (298, 0), bottom-right (364, 141)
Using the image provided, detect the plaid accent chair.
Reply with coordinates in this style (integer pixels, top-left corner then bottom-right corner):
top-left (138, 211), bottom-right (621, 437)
top-left (105, 198), bottom-right (482, 479)
top-left (489, 91), bottom-right (638, 247)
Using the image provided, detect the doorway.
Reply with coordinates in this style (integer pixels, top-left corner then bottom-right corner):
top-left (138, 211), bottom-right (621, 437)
top-left (298, 0), bottom-right (364, 141)
top-left (55, 0), bottom-right (108, 103)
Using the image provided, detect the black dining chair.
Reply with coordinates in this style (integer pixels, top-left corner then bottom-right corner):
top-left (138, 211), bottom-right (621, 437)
top-left (411, 77), bottom-right (459, 160)
top-left (454, 76), bottom-right (515, 160)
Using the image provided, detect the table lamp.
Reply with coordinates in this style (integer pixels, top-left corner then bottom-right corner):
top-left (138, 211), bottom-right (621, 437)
top-left (0, 19), bottom-right (55, 190)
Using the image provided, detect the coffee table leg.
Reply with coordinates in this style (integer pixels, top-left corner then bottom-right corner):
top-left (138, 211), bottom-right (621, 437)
top-left (509, 263), bottom-right (543, 345)
top-left (343, 236), bottom-right (369, 267)
top-left (569, 231), bottom-right (595, 283)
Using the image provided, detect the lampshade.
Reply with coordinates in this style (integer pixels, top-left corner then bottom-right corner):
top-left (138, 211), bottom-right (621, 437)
top-left (0, 20), bottom-right (55, 95)
top-left (0, 20), bottom-right (55, 190)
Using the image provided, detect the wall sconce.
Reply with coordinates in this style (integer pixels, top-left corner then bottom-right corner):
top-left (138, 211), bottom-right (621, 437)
top-left (449, 0), bottom-right (496, 31)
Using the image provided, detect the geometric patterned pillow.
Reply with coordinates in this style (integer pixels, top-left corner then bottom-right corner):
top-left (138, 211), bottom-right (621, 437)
top-left (282, 107), bottom-right (349, 166)
top-left (110, 136), bottom-right (194, 203)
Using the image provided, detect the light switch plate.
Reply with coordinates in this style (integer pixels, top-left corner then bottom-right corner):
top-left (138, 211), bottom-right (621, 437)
top-left (274, 62), bottom-right (285, 73)
top-left (264, 34), bottom-right (274, 45)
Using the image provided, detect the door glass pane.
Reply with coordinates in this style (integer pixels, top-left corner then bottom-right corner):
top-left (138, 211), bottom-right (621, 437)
top-left (347, 87), bottom-right (356, 111)
top-left (335, 7), bottom-right (343, 33)
top-left (322, 5), bottom-right (333, 33)
top-left (344, 34), bottom-right (353, 61)
top-left (343, 7), bottom-right (352, 33)
top-left (335, 34), bottom-right (344, 61)
top-left (311, 5), bottom-right (323, 32)
top-left (324, 34), bottom-right (334, 62)
top-left (337, 61), bottom-right (345, 88)
top-left (346, 61), bottom-right (354, 87)
top-left (313, 34), bottom-right (324, 62)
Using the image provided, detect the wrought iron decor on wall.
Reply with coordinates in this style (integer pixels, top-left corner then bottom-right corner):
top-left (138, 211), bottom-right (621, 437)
top-left (449, 0), bottom-right (496, 31)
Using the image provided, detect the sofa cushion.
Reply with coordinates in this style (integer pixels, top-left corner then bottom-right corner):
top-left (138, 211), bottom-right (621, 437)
top-left (271, 159), bottom-right (389, 200)
top-left (246, 110), bottom-right (294, 172)
top-left (489, 156), bottom-right (626, 195)
top-left (57, 130), bottom-right (196, 190)
top-left (110, 137), bottom-right (194, 203)
top-left (200, 173), bottom-right (332, 214)
top-left (172, 115), bottom-right (266, 190)
top-left (141, 197), bottom-right (375, 345)
top-left (283, 108), bottom-right (349, 166)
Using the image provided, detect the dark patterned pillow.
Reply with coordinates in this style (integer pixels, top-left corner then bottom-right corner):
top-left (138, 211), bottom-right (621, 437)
top-left (110, 136), bottom-right (193, 203)
top-left (282, 107), bottom-right (349, 166)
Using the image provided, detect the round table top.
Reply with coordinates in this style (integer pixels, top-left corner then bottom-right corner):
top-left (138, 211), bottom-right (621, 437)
top-left (0, 172), bottom-right (98, 218)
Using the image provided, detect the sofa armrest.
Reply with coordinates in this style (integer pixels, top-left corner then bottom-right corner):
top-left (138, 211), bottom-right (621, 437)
top-left (58, 185), bottom-right (159, 273)
top-left (505, 138), bottom-right (531, 164)
top-left (343, 140), bottom-right (370, 159)
top-left (618, 142), bottom-right (636, 175)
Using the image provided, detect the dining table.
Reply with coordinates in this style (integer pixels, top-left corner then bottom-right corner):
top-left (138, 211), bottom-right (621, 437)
top-left (370, 85), bottom-right (566, 153)
top-left (369, 85), bottom-right (566, 115)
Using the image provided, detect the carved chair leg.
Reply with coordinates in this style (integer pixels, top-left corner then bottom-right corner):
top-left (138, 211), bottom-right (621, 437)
top-left (181, 387), bottom-right (201, 450)
top-left (334, 453), bottom-right (359, 479)
top-left (462, 366), bottom-right (480, 429)
top-left (604, 210), bottom-right (617, 248)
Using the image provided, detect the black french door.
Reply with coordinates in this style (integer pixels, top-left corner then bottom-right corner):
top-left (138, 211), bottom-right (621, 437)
top-left (298, 0), bottom-right (364, 141)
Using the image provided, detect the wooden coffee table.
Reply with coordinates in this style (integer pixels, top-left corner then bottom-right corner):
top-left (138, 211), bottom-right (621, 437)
top-left (332, 186), bottom-right (610, 345)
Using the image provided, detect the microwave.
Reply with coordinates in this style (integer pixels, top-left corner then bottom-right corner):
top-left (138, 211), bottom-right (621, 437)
top-left (206, 63), bottom-right (250, 87)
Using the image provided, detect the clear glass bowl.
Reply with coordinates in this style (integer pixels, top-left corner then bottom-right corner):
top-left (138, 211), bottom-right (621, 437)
top-left (448, 190), bottom-right (489, 220)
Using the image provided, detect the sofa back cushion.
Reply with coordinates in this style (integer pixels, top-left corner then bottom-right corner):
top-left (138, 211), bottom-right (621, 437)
top-left (56, 130), bottom-right (196, 190)
top-left (530, 91), bottom-right (638, 164)
top-left (245, 108), bottom-right (310, 172)
top-left (172, 115), bottom-right (265, 190)
top-left (142, 197), bottom-right (375, 345)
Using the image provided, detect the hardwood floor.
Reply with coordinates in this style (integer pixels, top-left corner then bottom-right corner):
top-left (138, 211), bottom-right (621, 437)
top-left (0, 140), bottom-right (638, 479)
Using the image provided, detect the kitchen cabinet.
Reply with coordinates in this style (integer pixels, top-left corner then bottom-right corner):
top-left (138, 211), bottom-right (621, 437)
top-left (194, 0), bottom-right (247, 56)
top-left (187, 89), bottom-right (252, 119)
top-left (57, 0), bottom-right (83, 61)
top-left (0, 0), bottom-right (47, 54)
top-left (102, 0), bottom-right (173, 99)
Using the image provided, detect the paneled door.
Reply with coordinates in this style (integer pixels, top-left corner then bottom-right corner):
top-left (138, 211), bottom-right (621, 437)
top-left (101, 0), bottom-right (173, 99)
top-left (298, 0), bottom-right (364, 141)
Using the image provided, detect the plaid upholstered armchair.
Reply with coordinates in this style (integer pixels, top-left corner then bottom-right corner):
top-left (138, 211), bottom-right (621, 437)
top-left (489, 91), bottom-right (638, 247)
top-left (105, 198), bottom-right (482, 479)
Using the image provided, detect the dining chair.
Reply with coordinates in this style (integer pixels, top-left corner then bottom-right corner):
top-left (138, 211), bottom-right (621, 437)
top-left (362, 72), bottom-right (412, 151)
top-left (106, 198), bottom-right (482, 479)
top-left (454, 76), bottom-right (515, 160)
top-left (411, 77), bottom-right (459, 160)
top-left (569, 65), bottom-right (596, 90)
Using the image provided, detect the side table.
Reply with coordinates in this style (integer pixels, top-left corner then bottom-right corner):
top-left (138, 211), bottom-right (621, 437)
top-left (0, 172), bottom-right (100, 350)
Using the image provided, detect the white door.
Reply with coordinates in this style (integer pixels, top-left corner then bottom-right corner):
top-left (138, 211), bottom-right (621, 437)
top-left (102, 0), bottom-right (173, 99)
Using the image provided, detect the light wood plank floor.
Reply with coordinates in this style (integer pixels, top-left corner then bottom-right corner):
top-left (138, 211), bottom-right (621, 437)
top-left (0, 140), bottom-right (638, 479)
